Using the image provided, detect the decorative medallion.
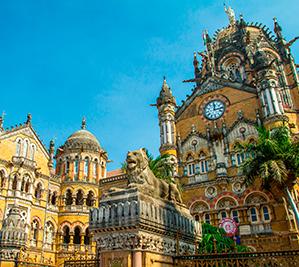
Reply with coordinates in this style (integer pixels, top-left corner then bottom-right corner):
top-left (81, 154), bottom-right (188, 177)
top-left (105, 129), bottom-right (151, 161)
top-left (205, 186), bottom-right (217, 198)
top-left (219, 218), bottom-right (238, 236)
top-left (232, 181), bottom-right (246, 195)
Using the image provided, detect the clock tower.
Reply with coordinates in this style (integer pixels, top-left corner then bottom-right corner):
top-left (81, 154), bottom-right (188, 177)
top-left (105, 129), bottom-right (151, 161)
top-left (157, 7), bottom-right (299, 251)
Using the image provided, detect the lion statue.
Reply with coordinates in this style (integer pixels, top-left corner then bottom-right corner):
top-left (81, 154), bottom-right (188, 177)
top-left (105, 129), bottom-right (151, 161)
top-left (126, 148), bottom-right (183, 204)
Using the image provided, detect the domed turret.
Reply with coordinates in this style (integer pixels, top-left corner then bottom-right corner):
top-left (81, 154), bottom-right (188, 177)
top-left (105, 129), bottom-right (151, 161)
top-left (64, 118), bottom-right (101, 153)
top-left (55, 118), bottom-right (108, 183)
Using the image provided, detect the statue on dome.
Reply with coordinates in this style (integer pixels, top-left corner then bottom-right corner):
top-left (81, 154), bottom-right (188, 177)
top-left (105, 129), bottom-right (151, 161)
top-left (224, 4), bottom-right (236, 25)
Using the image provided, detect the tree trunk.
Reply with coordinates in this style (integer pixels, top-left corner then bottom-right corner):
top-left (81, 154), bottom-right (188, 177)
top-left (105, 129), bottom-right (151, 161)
top-left (285, 187), bottom-right (299, 228)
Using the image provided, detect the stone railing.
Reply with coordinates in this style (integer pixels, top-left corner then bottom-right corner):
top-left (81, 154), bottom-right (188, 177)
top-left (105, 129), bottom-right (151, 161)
top-left (90, 188), bottom-right (199, 239)
top-left (12, 156), bottom-right (37, 169)
top-left (251, 222), bottom-right (272, 234)
top-left (100, 174), bottom-right (127, 185)
top-left (174, 250), bottom-right (299, 267)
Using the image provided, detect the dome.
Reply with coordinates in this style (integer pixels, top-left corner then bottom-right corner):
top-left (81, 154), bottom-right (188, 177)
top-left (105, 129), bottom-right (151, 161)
top-left (64, 118), bottom-right (101, 153)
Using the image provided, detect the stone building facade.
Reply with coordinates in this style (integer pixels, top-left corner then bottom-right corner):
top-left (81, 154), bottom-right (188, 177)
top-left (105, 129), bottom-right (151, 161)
top-left (0, 5), bottom-right (299, 266)
top-left (156, 8), bottom-right (299, 251)
top-left (0, 116), bottom-right (107, 265)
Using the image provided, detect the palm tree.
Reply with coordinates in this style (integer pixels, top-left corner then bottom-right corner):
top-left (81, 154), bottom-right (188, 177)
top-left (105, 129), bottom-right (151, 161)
top-left (239, 126), bottom-right (299, 226)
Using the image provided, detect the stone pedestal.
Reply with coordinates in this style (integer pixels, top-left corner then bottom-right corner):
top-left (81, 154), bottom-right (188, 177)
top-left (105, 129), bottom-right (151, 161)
top-left (90, 187), bottom-right (200, 267)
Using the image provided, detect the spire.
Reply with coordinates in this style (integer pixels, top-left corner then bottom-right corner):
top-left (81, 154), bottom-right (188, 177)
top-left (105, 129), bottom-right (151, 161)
top-left (203, 30), bottom-right (212, 46)
top-left (273, 17), bottom-right (283, 40)
top-left (48, 140), bottom-right (55, 169)
top-left (81, 117), bottom-right (86, 129)
top-left (26, 113), bottom-right (32, 125)
top-left (156, 77), bottom-right (176, 107)
top-left (224, 4), bottom-right (236, 25)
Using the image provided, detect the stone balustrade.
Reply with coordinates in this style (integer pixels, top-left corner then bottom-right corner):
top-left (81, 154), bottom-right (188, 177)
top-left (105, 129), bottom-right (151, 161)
top-left (90, 188), bottom-right (199, 239)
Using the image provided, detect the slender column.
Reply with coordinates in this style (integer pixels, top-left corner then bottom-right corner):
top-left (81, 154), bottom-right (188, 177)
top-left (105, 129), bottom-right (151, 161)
top-left (133, 251), bottom-right (142, 267)
top-left (265, 89), bottom-right (274, 115)
top-left (163, 122), bottom-right (167, 144)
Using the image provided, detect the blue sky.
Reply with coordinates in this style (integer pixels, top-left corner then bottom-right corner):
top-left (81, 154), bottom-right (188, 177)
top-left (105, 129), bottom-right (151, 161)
top-left (0, 0), bottom-right (298, 170)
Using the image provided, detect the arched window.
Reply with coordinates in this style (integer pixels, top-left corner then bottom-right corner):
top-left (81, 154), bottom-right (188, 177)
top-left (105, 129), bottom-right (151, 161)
top-left (65, 189), bottom-right (73, 206)
top-left (74, 157), bottom-right (79, 180)
top-left (74, 226), bottom-right (81, 244)
top-left (31, 219), bottom-right (39, 247)
top-left (63, 226), bottom-right (70, 244)
top-left (65, 160), bottom-right (70, 175)
top-left (262, 206), bottom-right (270, 221)
top-left (23, 140), bottom-right (29, 158)
top-left (84, 157), bottom-right (89, 176)
top-left (45, 221), bottom-right (55, 248)
top-left (76, 190), bottom-right (84, 205)
top-left (222, 57), bottom-right (246, 82)
top-left (0, 171), bottom-right (5, 188)
top-left (186, 155), bottom-right (195, 176)
top-left (93, 159), bottom-right (98, 178)
top-left (220, 211), bottom-right (227, 219)
top-left (84, 228), bottom-right (90, 245)
top-left (29, 144), bottom-right (36, 160)
top-left (204, 214), bottom-right (210, 224)
top-left (250, 207), bottom-right (258, 222)
top-left (51, 192), bottom-right (57, 205)
top-left (199, 152), bottom-right (209, 173)
top-left (25, 180), bottom-right (30, 193)
top-left (232, 210), bottom-right (239, 223)
top-left (20, 177), bottom-right (26, 192)
top-left (86, 191), bottom-right (94, 207)
top-left (34, 183), bottom-right (43, 199)
top-left (194, 215), bottom-right (200, 221)
top-left (12, 175), bottom-right (18, 190)
top-left (16, 139), bottom-right (22, 156)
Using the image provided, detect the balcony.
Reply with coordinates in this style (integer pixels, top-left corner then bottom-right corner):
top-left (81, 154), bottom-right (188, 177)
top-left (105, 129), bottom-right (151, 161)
top-left (251, 223), bottom-right (272, 234)
top-left (188, 174), bottom-right (208, 184)
top-left (12, 156), bottom-right (37, 169)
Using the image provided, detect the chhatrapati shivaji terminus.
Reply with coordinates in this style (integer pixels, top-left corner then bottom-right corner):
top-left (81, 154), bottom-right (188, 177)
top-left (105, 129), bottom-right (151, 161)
top-left (0, 2), bottom-right (299, 267)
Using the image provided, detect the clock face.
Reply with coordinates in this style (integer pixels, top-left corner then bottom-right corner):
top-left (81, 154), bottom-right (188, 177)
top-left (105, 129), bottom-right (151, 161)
top-left (204, 100), bottom-right (225, 120)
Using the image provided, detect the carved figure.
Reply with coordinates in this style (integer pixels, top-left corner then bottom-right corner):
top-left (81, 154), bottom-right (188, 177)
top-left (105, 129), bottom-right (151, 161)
top-left (126, 148), bottom-right (183, 203)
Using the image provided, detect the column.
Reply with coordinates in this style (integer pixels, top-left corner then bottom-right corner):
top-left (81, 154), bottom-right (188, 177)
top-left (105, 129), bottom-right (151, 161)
top-left (69, 234), bottom-right (74, 252)
top-left (80, 234), bottom-right (85, 252)
top-left (133, 251), bottom-right (142, 267)
top-left (265, 89), bottom-right (274, 115)
top-left (163, 122), bottom-right (167, 144)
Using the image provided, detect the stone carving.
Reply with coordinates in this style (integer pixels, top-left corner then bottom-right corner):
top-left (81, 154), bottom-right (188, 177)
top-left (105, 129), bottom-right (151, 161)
top-left (96, 232), bottom-right (194, 255)
top-left (217, 197), bottom-right (237, 209)
top-left (232, 181), bottom-right (246, 194)
top-left (190, 201), bottom-right (209, 214)
top-left (205, 186), bottom-right (217, 198)
top-left (246, 194), bottom-right (267, 205)
top-left (126, 148), bottom-right (183, 203)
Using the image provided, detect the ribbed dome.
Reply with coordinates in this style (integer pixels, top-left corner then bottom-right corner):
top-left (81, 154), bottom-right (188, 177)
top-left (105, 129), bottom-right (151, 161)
top-left (64, 119), bottom-right (101, 152)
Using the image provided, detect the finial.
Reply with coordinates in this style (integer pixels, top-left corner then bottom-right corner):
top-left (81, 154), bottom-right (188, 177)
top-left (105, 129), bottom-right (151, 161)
top-left (81, 117), bottom-right (86, 129)
top-left (162, 76), bottom-right (169, 90)
top-left (26, 113), bottom-right (32, 125)
top-left (224, 4), bottom-right (236, 25)
top-left (273, 17), bottom-right (283, 39)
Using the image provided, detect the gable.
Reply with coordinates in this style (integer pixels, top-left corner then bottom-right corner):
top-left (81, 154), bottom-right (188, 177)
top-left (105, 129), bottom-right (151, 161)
top-left (176, 77), bottom-right (257, 119)
top-left (175, 86), bottom-right (259, 141)
top-left (0, 125), bottom-right (50, 175)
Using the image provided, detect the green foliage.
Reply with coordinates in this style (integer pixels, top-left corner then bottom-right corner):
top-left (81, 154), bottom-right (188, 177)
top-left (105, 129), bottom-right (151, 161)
top-left (198, 223), bottom-right (248, 254)
top-left (239, 126), bottom-right (299, 189)
top-left (120, 149), bottom-right (174, 182)
top-left (146, 150), bottom-right (173, 183)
